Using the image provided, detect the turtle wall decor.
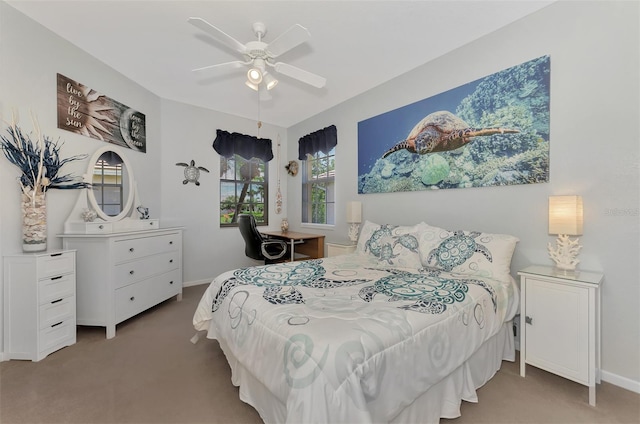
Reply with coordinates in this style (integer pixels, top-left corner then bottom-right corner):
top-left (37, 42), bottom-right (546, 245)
top-left (176, 159), bottom-right (210, 186)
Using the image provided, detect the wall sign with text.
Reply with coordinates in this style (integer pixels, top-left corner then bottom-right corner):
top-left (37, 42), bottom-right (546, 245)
top-left (56, 73), bottom-right (146, 153)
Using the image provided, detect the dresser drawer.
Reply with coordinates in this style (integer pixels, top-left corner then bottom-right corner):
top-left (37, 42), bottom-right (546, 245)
top-left (113, 251), bottom-right (180, 289)
top-left (39, 274), bottom-right (75, 305)
top-left (114, 233), bottom-right (181, 263)
top-left (39, 296), bottom-right (75, 329)
top-left (151, 269), bottom-right (182, 305)
top-left (37, 251), bottom-right (75, 279)
top-left (39, 317), bottom-right (75, 353)
top-left (114, 279), bottom-right (152, 323)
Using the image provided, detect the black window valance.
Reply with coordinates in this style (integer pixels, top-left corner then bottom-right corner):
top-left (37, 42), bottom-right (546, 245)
top-left (298, 125), bottom-right (337, 160)
top-left (213, 129), bottom-right (273, 162)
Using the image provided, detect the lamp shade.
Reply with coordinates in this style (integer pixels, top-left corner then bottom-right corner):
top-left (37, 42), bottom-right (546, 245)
top-left (346, 201), bottom-right (362, 223)
top-left (548, 195), bottom-right (583, 235)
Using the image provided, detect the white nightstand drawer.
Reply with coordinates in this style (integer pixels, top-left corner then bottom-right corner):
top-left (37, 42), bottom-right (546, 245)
top-left (36, 251), bottom-right (75, 278)
top-left (39, 296), bottom-right (75, 329)
top-left (113, 251), bottom-right (180, 289)
top-left (114, 232), bottom-right (181, 263)
top-left (39, 274), bottom-right (75, 304)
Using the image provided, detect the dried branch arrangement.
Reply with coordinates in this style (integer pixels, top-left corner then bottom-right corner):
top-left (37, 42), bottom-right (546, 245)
top-left (0, 111), bottom-right (90, 203)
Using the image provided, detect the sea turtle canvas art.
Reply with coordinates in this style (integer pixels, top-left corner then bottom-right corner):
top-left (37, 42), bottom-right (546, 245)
top-left (357, 55), bottom-right (550, 193)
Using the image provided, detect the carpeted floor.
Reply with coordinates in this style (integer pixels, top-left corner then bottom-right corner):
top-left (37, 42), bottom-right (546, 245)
top-left (1, 284), bottom-right (638, 424)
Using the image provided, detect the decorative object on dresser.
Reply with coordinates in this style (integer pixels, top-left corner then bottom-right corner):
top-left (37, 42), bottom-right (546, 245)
top-left (547, 195), bottom-right (583, 271)
top-left (64, 145), bottom-right (159, 234)
top-left (3, 250), bottom-right (76, 361)
top-left (346, 201), bottom-right (362, 243)
top-left (519, 265), bottom-right (603, 406)
top-left (0, 112), bottom-right (90, 252)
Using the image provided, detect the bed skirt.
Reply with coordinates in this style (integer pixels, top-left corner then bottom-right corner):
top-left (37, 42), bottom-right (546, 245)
top-left (216, 320), bottom-right (515, 424)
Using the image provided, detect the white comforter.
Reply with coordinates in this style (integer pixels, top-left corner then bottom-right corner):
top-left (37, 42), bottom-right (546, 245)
top-left (193, 253), bottom-right (519, 423)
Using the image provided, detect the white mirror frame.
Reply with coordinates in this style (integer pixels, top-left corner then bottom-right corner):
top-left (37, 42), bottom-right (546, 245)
top-left (86, 145), bottom-right (135, 222)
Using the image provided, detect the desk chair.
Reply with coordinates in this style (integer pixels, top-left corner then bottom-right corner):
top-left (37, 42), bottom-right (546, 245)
top-left (237, 214), bottom-right (288, 264)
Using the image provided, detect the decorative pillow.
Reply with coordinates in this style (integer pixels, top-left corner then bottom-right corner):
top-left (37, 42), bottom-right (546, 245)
top-left (356, 221), bottom-right (426, 269)
top-left (417, 224), bottom-right (519, 283)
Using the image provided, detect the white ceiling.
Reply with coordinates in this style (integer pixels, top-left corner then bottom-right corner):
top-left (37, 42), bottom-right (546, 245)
top-left (6, 0), bottom-right (554, 128)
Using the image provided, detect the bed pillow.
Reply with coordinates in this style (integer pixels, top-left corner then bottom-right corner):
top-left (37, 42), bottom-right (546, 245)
top-left (356, 221), bottom-right (426, 269)
top-left (417, 224), bottom-right (519, 282)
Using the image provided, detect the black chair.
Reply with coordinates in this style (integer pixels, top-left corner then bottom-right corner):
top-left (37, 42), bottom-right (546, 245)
top-left (237, 214), bottom-right (289, 264)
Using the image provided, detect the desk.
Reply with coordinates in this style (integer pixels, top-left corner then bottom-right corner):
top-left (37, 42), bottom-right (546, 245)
top-left (261, 230), bottom-right (325, 262)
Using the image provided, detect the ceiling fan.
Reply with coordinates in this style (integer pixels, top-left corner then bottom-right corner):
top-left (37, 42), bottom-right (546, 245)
top-left (188, 18), bottom-right (327, 99)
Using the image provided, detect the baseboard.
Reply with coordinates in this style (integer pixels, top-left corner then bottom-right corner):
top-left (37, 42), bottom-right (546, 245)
top-left (183, 278), bottom-right (212, 288)
top-left (601, 370), bottom-right (640, 394)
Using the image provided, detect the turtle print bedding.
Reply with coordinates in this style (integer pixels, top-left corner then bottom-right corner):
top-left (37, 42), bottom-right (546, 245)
top-left (193, 224), bottom-right (519, 423)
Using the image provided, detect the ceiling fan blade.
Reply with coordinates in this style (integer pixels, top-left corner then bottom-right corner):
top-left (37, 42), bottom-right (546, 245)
top-left (188, 17), bottom-right (246, 54)
top-left (273, 62), bottom-right (326, 88)
top-left (192, 60), bottom-right (248, 73)
top-left (266, 24), bottom-right (311, 58)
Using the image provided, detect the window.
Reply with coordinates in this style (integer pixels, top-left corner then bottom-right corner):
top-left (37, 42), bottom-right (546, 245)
top-left (220, 154), bottom-right (268, 226)
top-left (92, 155), bottom-right (123, 216)
top-left (302, 147), bottom-right (335, 224)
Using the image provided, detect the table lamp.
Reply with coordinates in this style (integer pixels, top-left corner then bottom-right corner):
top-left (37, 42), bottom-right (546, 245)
top-left (547, 195), bottom-right (583, 271)
top-left (347, 201), bottom-right (362, 244)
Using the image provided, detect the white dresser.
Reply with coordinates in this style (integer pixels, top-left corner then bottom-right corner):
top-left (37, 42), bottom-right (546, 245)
top-left (3, 250), bottom-right (76, 361)
top-left (61, 228), bottom-right (183, 339)
top-left (519, 265), bottom-right (603, 406)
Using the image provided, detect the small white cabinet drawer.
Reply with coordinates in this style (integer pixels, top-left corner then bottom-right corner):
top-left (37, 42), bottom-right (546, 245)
top-left (39, 318), bottom-right (75, 352)
top-left (113, 251), bottom-right (180, 289)
top-left (36, 251), bottom-right (75, 278)
top-left (39, 274), bottom-right (75, 304)
top-left (114, 233), bottom-right (181, 263)
top-left (39, 296), bottom-right (75, 329)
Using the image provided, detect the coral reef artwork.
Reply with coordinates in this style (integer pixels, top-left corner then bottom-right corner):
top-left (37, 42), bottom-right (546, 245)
top-left (357, 55), bottom-right (550, 194)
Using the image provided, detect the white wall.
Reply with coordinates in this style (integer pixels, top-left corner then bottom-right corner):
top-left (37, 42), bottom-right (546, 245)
top-left (286, 1), bottom-right (639, 388)
top-left (159, 99), bottom-right (288, 283)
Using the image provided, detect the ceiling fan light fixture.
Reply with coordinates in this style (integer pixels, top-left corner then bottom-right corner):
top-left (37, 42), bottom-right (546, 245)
top-left (263, 72), bottom-right (278, 90)
top-left (247, 68), bottom-right (263, 84)
top-left (245, 80), bottom-right (259, 91)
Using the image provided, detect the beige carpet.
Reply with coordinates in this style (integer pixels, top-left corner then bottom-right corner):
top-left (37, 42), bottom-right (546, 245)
top-left (1, 284), bottom-right (638, 424)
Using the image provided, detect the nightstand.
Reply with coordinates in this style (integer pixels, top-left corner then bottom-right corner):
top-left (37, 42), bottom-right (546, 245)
top-left (518, 265), bottom-right (603, 406)
top-left (326, 242), bottom-right (357, 257)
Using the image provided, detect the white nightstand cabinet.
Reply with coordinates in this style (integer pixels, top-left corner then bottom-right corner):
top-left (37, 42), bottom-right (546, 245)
top-left (326, 242), bottom-right (357, 257)
top-left (61, 228), bottom-right (183, 339)
top-left (3, 250), bottom-right (77, 361)
top-left (518, 265), bottom-right (603, 406)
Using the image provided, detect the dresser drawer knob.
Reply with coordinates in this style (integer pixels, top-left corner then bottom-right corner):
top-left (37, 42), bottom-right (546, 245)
top-left (51, 275), bottom-right (63, 280)
top-left (129, 270), bottom-right (135, 275)
top-left (149, 222), bottom-right (154, 226)
top-left (169, 281), bottom-right (174, 285)
top-left (51, 321), bottom-right (63, 328)
top-left (99, 225), bottom-right (104, 229)
top-left (129, 248), bottom-right (135, 252)
top-left (169, 259), bottom-right (173, 263)
top-left (169, 241), bottom-right (173, 245)
top-left (50, 253), bottom-right (62, 257)
top-left (51, 298), bottom-right (63, 304)
top-left (130, 296), bottom-right (135, 301)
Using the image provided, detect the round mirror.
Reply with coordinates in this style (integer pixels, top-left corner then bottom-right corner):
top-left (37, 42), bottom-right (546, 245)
top-left (86, 146), bottom-right (135, 222)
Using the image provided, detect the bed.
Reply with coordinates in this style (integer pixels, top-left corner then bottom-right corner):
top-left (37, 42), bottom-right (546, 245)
top-left (193, 221), bottom-right (520, 423)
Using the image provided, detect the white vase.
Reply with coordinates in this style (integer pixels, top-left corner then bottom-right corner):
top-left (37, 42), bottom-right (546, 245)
top-left (21, 192), bottom-right (47, 252)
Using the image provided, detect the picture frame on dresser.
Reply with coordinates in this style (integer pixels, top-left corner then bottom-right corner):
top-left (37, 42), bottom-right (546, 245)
top-left (60, 145), bottom-right (183, 339)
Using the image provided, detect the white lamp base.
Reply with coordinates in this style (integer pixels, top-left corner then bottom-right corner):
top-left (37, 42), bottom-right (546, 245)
top-left (548, 234), bottom-right (582, 271)
top-left (348, 223), bottom-right (360, 244)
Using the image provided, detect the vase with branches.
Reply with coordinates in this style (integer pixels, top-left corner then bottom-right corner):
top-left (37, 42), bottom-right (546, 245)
top-left (1, 112), bottom-right (90, 251)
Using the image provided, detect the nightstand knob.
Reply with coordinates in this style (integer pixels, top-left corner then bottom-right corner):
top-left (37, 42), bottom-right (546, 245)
top-left (525, 316), bottom-right (533, 325)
